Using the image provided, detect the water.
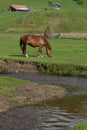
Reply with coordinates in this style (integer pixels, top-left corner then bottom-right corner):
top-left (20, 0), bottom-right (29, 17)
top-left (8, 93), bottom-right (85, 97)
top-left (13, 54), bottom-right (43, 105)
top-left (0, 73), bottom-right (87, 130)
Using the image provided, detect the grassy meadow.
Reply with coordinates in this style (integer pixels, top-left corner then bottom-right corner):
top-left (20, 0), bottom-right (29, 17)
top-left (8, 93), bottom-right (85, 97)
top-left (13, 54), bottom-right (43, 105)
top-left (0, 37), bottom-right (87, 66)
top-left (0, 1), bottom-right (87, 129)
top-left (0, 37), bottom-right (87, 77)
top-left (0, 0), bottom-right (87, 33)
top-left (0, 0), bottom-right (87, 76)
top-left (0, 0), bottom-right (87, 11)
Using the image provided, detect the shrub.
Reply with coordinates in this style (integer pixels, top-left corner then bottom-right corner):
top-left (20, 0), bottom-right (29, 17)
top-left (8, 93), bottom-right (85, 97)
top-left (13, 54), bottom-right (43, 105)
top-left (73, 0), bottom-right (84, 5)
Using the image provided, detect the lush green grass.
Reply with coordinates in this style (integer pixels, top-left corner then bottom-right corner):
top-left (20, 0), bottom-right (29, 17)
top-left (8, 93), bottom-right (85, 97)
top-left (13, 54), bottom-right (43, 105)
top-left (0, 0), bottom-right (86, 11)
top-left (0, 76), bottom-right (28, 96)
top-left (11, 9), bottom-right (87, 33)
top-left (0, 37), bottom-right (87, 66)
top-left (0, 0), bottom-right (87, 33)
top-left (0, 37), bottom-right (87, 76)
top-left (70, 121), bottom-right (87, 130)
top-left (0, 12), bottom-right (24, 31)
top-left (1, 9), bottom-right (87, 34)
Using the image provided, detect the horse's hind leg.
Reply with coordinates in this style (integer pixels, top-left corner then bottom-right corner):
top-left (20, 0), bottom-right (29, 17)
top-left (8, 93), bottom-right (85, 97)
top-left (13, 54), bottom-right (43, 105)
top-left (23, 45), bottom-right (28, 57)
top-left (38, 45), bottom-right (43, 57)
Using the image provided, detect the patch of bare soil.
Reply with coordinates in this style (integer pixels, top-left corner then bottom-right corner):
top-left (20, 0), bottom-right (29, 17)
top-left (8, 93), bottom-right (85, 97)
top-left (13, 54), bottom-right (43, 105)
top-left (0, 32), bottom-right (87, 39)
top-left (0, 83), bottom-right (64, 113)
top-left (0, 60), bottom-right (38, 74)
top-left (60, 32), bottom-right (87, 39)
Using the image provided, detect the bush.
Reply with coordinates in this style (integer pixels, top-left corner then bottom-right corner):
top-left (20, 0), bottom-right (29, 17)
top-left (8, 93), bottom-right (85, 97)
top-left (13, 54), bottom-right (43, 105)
top-left (73, 0), bottom-right (84, 5)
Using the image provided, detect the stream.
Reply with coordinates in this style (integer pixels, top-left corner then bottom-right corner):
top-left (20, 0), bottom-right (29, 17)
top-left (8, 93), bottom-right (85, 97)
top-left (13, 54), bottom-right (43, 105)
top-left (0, 72), bottom-right (87, 130)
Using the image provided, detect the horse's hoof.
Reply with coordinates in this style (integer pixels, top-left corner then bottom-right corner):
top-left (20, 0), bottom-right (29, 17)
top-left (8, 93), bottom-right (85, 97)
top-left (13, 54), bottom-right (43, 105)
top-left (38, 55), bottom-right (43, 58)
top-left (25, 54), bottom-right (28, 57)
top-left (40, 55), bottom-right (43, 58)
top-left (23, 54), bottom-right (28, 57)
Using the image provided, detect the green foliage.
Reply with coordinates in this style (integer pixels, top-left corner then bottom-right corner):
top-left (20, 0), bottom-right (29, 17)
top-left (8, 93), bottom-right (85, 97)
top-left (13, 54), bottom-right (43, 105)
top-left (37, 64), bottom-right (87, 77)
top-left (74, 0), bottom-right (84, 5)
top-left (70, 121), bottom-right (87, 130)
top-left (48, 1), bottom-right (53, 6)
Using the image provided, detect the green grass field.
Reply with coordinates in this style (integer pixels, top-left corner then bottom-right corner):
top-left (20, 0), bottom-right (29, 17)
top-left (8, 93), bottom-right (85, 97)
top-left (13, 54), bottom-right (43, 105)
top-left (0, 0), bottom-right (87, 11)
top-left (0, 37), bottom-right (87, 66)
top-left (0, 0), bottom-right (87, 33)
top-left (0, 0), bottom-right (86, 11)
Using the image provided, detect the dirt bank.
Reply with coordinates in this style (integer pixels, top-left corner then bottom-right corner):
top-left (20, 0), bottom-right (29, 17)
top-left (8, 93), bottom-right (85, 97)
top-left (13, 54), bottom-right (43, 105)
top-left (0, 82), bottom-right (64, 113)
top-left (0, 60), bottom-right (38, 74)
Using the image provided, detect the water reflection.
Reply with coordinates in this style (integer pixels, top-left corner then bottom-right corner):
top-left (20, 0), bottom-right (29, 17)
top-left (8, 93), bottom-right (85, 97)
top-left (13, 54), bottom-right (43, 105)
top-left (37, 94), bottom-right (87, 130)
top-left (0, 94), bottom-right (87, 130)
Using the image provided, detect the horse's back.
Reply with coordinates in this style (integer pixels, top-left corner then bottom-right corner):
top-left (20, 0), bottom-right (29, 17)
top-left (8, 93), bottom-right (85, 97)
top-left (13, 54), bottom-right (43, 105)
top-left (21, 35), bottom-right (47, 46)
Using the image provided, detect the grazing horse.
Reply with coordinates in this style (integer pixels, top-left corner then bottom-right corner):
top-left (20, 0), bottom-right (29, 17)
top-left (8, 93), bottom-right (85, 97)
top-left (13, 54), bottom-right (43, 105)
top-left (20, 34), bottom-right (51, 57)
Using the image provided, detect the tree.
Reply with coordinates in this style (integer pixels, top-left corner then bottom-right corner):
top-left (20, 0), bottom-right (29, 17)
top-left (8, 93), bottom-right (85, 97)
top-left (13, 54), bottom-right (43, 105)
top-left (48, 1), bottom-right (53, 7)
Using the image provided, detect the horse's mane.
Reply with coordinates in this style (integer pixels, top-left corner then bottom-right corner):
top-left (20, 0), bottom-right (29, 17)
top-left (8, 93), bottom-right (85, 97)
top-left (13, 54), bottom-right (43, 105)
top-left (44, 37), bottom-right (51, 50)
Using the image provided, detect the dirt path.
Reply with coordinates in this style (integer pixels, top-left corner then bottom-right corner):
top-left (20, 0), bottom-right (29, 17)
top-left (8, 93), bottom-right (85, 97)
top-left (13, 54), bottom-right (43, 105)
top-left (0, 32), bottom-right (87, 39)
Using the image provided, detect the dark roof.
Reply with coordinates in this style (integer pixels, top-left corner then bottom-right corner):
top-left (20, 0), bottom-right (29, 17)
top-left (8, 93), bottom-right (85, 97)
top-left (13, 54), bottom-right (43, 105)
top-left (52, 2), bottom-right (61, 9)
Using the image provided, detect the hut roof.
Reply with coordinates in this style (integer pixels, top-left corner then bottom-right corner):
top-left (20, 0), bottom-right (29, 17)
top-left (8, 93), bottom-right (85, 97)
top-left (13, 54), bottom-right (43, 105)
top-left (10, 4), bottom-right (29, 11)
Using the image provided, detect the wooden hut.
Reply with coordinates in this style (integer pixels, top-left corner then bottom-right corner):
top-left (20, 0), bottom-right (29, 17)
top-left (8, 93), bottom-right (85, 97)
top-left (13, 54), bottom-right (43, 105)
top-left (10, 4), bottom-right (29, 12)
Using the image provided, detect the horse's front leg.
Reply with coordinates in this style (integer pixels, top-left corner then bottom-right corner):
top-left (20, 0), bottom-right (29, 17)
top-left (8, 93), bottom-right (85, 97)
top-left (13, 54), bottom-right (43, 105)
top-left (23, 45), bottom-right (28, 57)
top-left (38, 45), bottom-right (43, 57)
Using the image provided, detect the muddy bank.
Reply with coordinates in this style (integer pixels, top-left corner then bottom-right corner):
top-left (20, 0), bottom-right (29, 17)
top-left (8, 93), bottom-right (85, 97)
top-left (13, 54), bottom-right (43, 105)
top-left (0, 60), bottom-right (87, 77)
top-left (0, 60), bottom-right (38, 74)
top-left (0, 82), bottom-right (64, 113)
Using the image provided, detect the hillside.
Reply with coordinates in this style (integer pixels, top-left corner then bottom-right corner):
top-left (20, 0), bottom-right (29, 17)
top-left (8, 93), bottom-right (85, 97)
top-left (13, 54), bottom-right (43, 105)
top-left (0, 0), bottom-right (87, 10)
top-left (0, 0), bottom-right (87, 34)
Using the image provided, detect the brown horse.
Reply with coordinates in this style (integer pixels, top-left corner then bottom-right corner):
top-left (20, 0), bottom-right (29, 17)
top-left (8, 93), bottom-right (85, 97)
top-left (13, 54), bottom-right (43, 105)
top-left (20, 34), bottom-right (51, 57)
